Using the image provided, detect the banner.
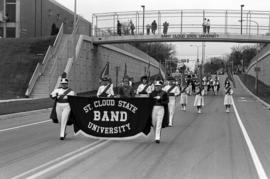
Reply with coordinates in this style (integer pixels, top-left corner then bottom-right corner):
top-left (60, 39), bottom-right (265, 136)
top-left (68, 96), bottom-right (153, 139)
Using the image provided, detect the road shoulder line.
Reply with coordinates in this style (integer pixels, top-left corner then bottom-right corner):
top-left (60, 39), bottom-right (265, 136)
top-left (232, 97), bottom-right (268, 179)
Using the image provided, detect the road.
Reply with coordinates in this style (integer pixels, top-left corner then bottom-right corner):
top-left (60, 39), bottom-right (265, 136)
top-left (1, 76), bottom-right (270, 179)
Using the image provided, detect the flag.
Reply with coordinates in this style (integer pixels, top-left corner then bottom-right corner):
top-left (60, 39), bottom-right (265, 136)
top-left (146, 60), bottom-right (151, 80)
top-left (159, 66), bottom-right (166, 81)
top-left (100, 62), bottom-right (110, 79)
top-left (124, 63), bottom-right (127, 77)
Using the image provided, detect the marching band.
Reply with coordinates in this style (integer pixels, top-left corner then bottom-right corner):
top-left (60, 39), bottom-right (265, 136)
top-left (50, 71), bottom-right (233, 143)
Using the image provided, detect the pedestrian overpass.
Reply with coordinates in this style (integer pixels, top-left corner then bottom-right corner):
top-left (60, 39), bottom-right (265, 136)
top-left (92, 9), bottom-right (270, 44)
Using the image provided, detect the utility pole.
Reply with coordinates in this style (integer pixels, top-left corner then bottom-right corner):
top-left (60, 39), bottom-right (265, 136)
top-left (240, 4), bottom-right (244, 35)
top-left (141, 5), bottom-right (145, 35)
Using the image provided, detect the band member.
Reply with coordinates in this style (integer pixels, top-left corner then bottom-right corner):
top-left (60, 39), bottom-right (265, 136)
top-left (180, 85), bottom-right (188, 111)
top-left (213, 77), bottom-right (220, 95)
top-left (208, 78), bottom-right (215, 95)
top-left (224, 78), bottom-right (231, 88)
top-left (194, 86), bottom-right (204, 113)
top-left (202, 76), bottom-right (208, 95)
top-left (224, 83), bottom-right (233, 113)
top-left (50, 75), bottom-right (75, 140)
top-left (97, 77), bottom-right (114, 97)
top-left (162, 77), bottom-right (180, 126)
top-left (136, 75), bottom-right (152, 97)
top-left (150, 81), bottom-right (169, 143)
top-left (118, 76), bottom-right (135, 98)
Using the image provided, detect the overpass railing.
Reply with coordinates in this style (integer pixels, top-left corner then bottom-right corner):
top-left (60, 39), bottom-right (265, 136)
top-left (92, 9), bottom-right (270, 37)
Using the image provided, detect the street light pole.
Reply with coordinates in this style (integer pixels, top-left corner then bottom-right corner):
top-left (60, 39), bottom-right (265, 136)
top-left (141, 5), bottom-right (145, 35)
top-left (240, 4), bottom-right (244, 35)
top-left (190, 44), bottom-right (202, 88)
top-left (239, 19), bottom-right (259, 35)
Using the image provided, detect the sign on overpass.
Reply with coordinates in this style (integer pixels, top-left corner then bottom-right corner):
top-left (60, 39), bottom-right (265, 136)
top-left (92, 33), bottom-right (270, 44)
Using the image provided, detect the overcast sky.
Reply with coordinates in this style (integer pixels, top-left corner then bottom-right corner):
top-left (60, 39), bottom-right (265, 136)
top-left (55, 0), bottom-right (269, 69)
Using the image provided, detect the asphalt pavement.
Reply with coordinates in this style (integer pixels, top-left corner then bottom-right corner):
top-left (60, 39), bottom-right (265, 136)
top-left (0, 75), bottom-right (270, 179)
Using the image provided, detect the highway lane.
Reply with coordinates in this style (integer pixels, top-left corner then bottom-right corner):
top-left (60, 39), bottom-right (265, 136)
top-left (0, 109), bottom-right (108, 178)
top-left (0, 76), bottom-right (269, 178)
top-left (40, 92), bottom-right (258, 179)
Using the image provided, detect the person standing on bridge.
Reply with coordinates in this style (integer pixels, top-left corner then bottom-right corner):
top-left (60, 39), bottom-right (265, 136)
top-left (163, 21), bottom-right (169, 35)
top-left (224, 83), bottom-right (233, 113)
top-left (50, 73), bottom-right (75, 140)
top-left (202, 18), bottom-right (207, 34)
top-left (151, 20), bottom-right (157, 34)
top-left (117, 20), bottom-right (122, 36)
top-left (150, 80), bottom-right (169, 143)
top-left (206, 19), bottom-right (210, 34)
top-left (146, 24), bottom-right (151, 35)
top-left (130, 20), bottom-right (135, 35)
top-left (162, 77), bottom-right (180, 126)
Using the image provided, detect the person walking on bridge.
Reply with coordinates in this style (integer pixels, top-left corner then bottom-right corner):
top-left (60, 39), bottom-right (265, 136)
top-left (117, 20), bottom-right (122, 36)
top-left (151, 20), bottom-right (157, 34)
top-left (206, 19), bottom-right (210, 34)
top-left (146, 24), bottom-right (151, 35)
top-left (202, 18), bottom-right (207, 34)
top-left (130, 20), bottom-right (135, 35)
top-left (163, 21), bottom-right (169, 35)
top-left (50, 73), bottom-right (75, 140)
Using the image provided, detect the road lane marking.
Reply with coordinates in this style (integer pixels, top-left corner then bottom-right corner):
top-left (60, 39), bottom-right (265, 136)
top-left (12, 139), bottom-right (109, 179)
top-left (232, 97), bottom-right (268, 179)
top-left (0, 120), bottom-right (51, 133)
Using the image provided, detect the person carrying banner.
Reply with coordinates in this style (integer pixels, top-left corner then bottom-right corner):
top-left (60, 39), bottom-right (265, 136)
top-left (193, 86), bottom-right (204, 114)
top-left (162, 77), bottom-right (180, 126)
top-left (50, 74), bottom-right (75, 140)
top-left (224, 83), bottom-right (233, 113)
top-left (97, 77), bottom-right (114, 98)
top-left (180, 85), bottom-right (188, 111)
top-left (136, 75), bottom-right (152, 97)
top-left (119, 76), bottom-right (135, 98)
top-left (150, 81), bottom-right (169, 143)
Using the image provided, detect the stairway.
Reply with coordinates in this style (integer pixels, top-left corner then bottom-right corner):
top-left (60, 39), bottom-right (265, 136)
top-left (31, 35), bottom-right (72, 98)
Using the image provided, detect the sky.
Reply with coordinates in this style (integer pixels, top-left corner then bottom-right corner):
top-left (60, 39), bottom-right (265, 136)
top-left (55, 0), bottom-right (270, 70)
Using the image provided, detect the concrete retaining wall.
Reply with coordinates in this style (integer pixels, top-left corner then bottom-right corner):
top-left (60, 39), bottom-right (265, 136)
top-left (66, 35), bottom-right (160, 93)
top-left (246, 44), bottom-right (270, 86)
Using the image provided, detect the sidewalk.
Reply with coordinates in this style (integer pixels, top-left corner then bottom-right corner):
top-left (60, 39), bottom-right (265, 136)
top-left (237, 74), bottom-right (270, 109)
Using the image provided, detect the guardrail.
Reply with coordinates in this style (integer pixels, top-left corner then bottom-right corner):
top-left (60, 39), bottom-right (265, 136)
top-left (92, 9), bottom-right (270, 36)
top-left (25, 23), bottom-right (64, 97)
top-left (53, 20), bottom-right (80, 91)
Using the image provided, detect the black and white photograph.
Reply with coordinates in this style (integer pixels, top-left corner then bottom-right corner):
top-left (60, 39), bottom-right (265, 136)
top-left (0, 0), bottom-right (270, 178)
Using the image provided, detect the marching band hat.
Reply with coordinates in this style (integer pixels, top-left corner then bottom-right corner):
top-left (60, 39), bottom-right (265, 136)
top-left (140, 75), bottom-right (148, 81)
top-left (60, 78), bottom-right (68, 84)
top-left (123, 75), bottom-right (130, 81)
top-left (154, 80), bottom-right (162, 86)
